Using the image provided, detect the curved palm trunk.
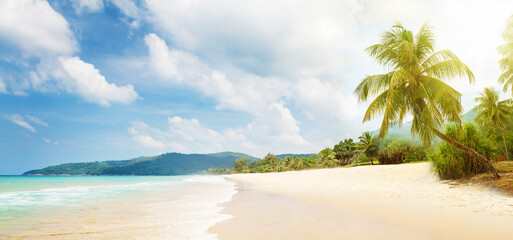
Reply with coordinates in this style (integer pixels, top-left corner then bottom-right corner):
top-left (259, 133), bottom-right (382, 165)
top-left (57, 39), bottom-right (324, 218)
top-left (432, 129), bottom-right (500, 179)
top-left (500, 127), bottom-right (510, 161)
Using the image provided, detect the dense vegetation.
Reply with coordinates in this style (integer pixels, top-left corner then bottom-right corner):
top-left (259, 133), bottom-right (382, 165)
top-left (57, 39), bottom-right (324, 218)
top-left (23, 152), bottom-right (257, 176)
top-left (432, 122), bottom-right (496, 179)
top-left (229, 133), bottom-right (428, 174)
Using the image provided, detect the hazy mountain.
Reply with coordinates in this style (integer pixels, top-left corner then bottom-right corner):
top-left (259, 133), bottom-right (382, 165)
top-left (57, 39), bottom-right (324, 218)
top-left (23, 152), bottom-right (257, 176)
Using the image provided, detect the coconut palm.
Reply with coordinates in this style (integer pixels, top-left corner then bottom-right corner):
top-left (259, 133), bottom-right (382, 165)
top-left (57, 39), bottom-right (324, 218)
top-left (318, 147), bottom-right (337, 168)
top-left (498, 15), bottom-right (513, 94)
top-left (354, 23), bottom-right (500, 179)
top-left (473, 87), bottom-right (512, 160)
top-left (355, 131), bottom-right (377, 165)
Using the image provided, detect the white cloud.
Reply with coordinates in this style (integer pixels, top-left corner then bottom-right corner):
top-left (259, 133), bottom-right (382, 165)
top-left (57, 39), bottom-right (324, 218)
top-left (57, 57), bottom-right (139, 106)
top-left (167, 116), bottom-right (222, 143)
top-left (70, 0), bottom-right (104, 14)
top-left (0, 0), bottom-right (140, 107)
top-left (42, 138), bottom-right (60, 145)
top-left (132, 135), bottom-right (166, 149)
top-left (144, 33), bottom-right (180, 80)
top-left (0, 77), bottom-right (7, 94)
top-left (145, 0), bottom-right (358, 78)
top-left (108, 0), bottom-right (138, 19)
top-left (0, 0), bottom-right (78, 56)
top-left (31, 57), bottom-right (139, 106)
top-left (3, 114), bottom-right (36, 132)
top-left (143, 33), bottom-right (313, 152)
top-left (129, 115), bottom-right (315, 157)
top-left (25, 115), bottom-right (48, 127)
top-left (144, 33), bottom-right (287, 114)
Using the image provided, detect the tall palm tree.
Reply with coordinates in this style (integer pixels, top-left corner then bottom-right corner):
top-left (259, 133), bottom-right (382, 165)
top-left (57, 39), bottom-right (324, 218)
top-left (473, 87), bottom-right (512, 160)
top-left (355, 131), bottom-right (377, 165)
top-left (498, 15), bottom-right (513, 94)
top-left (354, 23), bottom-right (500, 179)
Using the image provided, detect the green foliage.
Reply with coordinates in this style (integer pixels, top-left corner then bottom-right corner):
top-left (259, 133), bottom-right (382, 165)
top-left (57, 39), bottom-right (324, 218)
top-left (233, 158), bottom-right (250, 173)
top-left (318, 148), bottom-right (338, 168)
top-left (473, 88), bottom-right (512, 128)
top-left (473, 87), bottom-right (512, 160)
top-left (432, 122), bottom-right (497, 179)
top-left (377, 137), bottom-right (425, 164)
top-left (355, 132), bottom-right (378, 164)
top-left (354, 23), bottom-right (474, 146)
top-left (334, 139), bottom-right (356, 165)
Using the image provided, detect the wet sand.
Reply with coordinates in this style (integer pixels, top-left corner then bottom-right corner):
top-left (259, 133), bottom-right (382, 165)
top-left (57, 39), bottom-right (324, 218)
top-left (210, 163), bottom-right (513, 240)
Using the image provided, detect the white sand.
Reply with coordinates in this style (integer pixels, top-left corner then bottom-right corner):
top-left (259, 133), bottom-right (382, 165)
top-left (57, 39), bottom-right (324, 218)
top-left (212, 163), bottom-right (513, 240)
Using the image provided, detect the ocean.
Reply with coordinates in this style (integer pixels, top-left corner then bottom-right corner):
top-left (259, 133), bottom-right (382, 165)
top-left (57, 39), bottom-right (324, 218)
top-left (0, 175), bottom-right (236, 239)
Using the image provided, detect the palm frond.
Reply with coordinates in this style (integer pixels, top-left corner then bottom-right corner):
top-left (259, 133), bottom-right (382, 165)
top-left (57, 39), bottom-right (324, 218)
top-left (423, 59), bottom-right (474, 83)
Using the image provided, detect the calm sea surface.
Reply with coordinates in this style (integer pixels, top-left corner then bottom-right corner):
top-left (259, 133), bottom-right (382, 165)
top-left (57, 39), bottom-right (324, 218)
top-left (0, 175), bottom-right (235, 239)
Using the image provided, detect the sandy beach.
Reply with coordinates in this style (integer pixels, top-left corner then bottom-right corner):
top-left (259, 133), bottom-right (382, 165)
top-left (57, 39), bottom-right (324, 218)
top-left (210, 162), bottom-right (513, 240)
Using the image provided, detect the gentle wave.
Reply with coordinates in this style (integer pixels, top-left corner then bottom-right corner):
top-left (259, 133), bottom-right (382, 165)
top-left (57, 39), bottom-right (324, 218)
top-left (0, 180), bottom-right (182, 208)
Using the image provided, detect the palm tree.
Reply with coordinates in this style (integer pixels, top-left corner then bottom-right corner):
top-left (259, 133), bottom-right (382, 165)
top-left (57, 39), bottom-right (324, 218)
top-left (473, 87), bottom-right (512, 160)
top-left (354, 23), bottom-right (500, 179)
top-left (318, 147), bottom-right (337, 167)
top-left (355, 132), bottom-right (377, 165)
top-left (498, 15), bottom-right (513, 94)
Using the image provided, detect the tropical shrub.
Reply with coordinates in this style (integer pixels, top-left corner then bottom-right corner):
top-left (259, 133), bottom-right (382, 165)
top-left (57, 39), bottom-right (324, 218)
top-left (334, 139), bottom-right (356, 165)
top-left (432, 122), bottom-right (497, 179)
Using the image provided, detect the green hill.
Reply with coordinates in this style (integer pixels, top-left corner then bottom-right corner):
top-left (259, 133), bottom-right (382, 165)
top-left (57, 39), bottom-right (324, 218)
top-left (23, 152), bottom-right (257, 176)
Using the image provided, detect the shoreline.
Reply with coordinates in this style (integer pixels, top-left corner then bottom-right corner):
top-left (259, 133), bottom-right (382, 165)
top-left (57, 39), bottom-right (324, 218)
top-left (1, 175), bottom-right (235, 240)
top-left (210, 163), bottom-right (513, 240)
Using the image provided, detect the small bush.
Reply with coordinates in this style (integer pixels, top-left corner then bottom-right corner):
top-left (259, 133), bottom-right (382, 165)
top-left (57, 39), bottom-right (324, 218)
top-left (377, 138), bottom-right (416, 164)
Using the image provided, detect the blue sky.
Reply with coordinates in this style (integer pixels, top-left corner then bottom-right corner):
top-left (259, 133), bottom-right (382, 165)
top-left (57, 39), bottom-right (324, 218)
top-left (1, 0), bottom-right (513, 174)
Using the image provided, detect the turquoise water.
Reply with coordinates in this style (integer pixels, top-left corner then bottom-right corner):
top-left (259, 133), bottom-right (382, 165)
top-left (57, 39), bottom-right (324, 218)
top-left (0, 175), bottom-right (235, 239)
top-left (0, 175), bottom-right (187, 220)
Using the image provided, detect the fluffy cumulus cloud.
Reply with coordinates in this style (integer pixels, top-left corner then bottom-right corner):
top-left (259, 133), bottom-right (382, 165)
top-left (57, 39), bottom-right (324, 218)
top-left (129, 115), bottom-right (314, 156)
top-left (2, 114), bottom-right (48, 133)
top-left (144, 33), bottom-right (290, 115)
top-left (56, 57), bottom-right (139, 106)
top-left (0, 0), bottom-right (140, 106)
top-left (0, 0), bottom-right (77, 56)
top-left (29, 56), bottom-right (139, 106)
top-left (70, 0), bottom-right (104, 13)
